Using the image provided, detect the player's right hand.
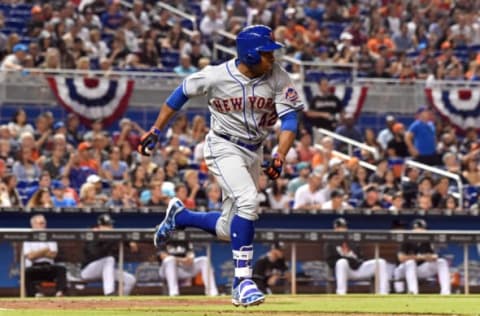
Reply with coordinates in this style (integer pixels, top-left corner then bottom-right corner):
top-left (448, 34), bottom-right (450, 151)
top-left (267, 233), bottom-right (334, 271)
top-left (138, 127), bottom-right (161, 156)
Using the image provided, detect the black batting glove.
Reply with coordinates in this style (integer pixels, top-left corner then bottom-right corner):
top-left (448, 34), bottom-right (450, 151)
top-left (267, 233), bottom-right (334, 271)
top-left (137, 127), bottom-right (161, 156)
top-left (262, 154), bottom-right (283, 180)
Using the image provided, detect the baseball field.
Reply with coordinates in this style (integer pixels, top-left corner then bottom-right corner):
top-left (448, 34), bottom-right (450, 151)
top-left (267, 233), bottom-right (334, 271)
top-left (0, 295), bottom-right (479, 316)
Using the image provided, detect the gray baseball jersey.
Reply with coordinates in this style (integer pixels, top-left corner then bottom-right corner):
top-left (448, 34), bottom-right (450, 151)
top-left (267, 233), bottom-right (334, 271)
top-left (182, 59), bottom-right (304, 144)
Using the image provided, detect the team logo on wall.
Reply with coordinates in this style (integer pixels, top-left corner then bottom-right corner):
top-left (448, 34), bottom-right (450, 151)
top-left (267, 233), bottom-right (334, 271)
top-left (425, 87), bottom-right (480, 132)
top-left (46, 76), bottom-right (135, 127)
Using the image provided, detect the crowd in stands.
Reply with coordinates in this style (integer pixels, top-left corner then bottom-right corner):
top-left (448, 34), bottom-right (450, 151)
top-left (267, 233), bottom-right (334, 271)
top-left (0, 101), bottom-right (478, 214)
top-left (1, 0), bottom-right (480, 80)
top-left (0, 0), bottom-right (478, 213)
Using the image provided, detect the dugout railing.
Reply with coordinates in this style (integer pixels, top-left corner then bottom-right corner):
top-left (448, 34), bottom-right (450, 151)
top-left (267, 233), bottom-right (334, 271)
top-left (4, 228), bottom-right (479, 298)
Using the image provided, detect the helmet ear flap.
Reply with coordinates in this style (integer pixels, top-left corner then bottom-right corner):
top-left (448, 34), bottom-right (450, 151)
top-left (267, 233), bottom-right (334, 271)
top-left (245, 50), bottom-right (261, 65)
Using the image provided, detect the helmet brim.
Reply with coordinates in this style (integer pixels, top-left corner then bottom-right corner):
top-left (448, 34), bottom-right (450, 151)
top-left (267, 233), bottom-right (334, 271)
top-left (257, 41), bottom-right (283, 52)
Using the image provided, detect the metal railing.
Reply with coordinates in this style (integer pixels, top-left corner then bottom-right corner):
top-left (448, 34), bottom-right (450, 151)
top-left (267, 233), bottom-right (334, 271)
top-left (315, 128), bottom-right (379, 160)
top-left (156, 2), bottom-right (197, 31)
top-left (404, 159), bottom-right (464, 207)
top-left (314, 144), bottom-right (377, 172)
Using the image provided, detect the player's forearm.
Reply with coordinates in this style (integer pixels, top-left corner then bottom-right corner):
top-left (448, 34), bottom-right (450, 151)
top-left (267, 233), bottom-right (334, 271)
top-left (152, 104), bottom-right (177, 130)
top-left (276, 130), bottom-right (296, 161)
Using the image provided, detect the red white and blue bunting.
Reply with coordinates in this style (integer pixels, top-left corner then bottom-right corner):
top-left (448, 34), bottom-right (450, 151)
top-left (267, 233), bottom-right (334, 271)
top-left (303, 84), bottom-right (368, 119)
top-left (46, 76), bottom-right (134, 127)
top-left (425, 87), bottom-right (480, 132)
top-left (332, 85), bottom-right (368, 119)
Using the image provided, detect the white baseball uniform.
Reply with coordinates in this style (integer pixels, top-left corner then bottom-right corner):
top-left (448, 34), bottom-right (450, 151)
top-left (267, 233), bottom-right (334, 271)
top-left (182, 59), bottom-right (303, 239)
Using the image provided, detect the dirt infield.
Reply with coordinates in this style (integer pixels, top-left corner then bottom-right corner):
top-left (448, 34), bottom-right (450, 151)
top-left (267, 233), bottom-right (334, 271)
top-left (0, 297), bottom-right (225, 309)
top-left (0, 298), bottom-right (451, 316)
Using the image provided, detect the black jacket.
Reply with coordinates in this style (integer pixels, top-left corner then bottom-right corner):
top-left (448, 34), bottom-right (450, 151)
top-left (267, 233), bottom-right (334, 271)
top-left (325, 241), bottom-right (364, 270)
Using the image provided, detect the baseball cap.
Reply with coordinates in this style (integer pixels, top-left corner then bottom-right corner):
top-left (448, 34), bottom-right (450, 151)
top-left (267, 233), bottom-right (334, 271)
top-left (271, 241), bottom-right (285, 251)
top-left (13, 44), bottom-right (28, 53)
top-left (416, 105), bottom-right (430, 114)
top-left (86, 174), bottom-right (101, 183)
top-left (97, 213), bottom-right (114, 226)
top-left (386, 115), bottom-right (395, 122)
top-left (340, 32), bottom-right (353, 41)
top-left (296, 161), bottom-right (310, 172)
top-left (330, 189), bottom-right (344, 199)
top-left (119, 118), bottom-right (131, 126)
top-left (51, 180), bottom-right (65, 190)
top-left (392, 122), bottom-right (404, 133)
top-left (31, 5), bottom-right (42, 14)
top-left (53, 121), bottom-right (65, 130)
top-left (412, 218), bottom-right (427, 229)
top-left (78, 141), bottom-right (92, 151)
top-left (333, 217), bottom-right (348, 229)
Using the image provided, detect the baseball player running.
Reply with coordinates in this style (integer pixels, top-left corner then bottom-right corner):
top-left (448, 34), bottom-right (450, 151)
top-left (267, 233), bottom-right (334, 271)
top-left (137, 25), bottom-right (303, 307)
top-left (393, 219), bottom-right (451, 295)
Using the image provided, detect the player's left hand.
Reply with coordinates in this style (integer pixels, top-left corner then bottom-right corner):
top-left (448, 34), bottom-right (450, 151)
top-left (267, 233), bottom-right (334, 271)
top-left (138, 127), bottom-right (161, 156)
top-left (262, 154), bottom-right (283, 180)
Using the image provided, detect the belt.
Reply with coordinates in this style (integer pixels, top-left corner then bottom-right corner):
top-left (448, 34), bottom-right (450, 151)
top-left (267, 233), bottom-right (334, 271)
top-left (213, 131), bottom-right (262, 152)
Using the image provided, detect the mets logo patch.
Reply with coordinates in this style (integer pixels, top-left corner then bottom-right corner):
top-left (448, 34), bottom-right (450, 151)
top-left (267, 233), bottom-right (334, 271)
top-left (284, 86), bottom-right (299, 102)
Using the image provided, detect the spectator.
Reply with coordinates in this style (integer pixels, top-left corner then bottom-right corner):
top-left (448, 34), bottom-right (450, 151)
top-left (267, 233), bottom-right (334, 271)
top-left (174, 54), bottom-right (198, 76)
top-left (377, 115), bottom-right (396, 151)
top-left (183, 169), bottom-right (207, 207)
top-left (101, 0), bottom-right (124, 33)
top-left (387, 123), bottom-right (409, 158)
top-left (252, 241), bottom-right (290, 294)
top-left (293, 170), bottom-right (324, 210)
top-left (43, 142), bottom-right (68, 179)
top-left (364, 128), bottom-right (382, 156)
top-left (51, 180), bottom-right (77, 207)
top-left (85, 28), bottom-right (110, 60)
top-left (200, 8), bottom-right (225, 38)
top-left (0, 43), bottom-right (28, 71)
top-left (462, 158), bottom-right (480, 186)
top-left (326, 218), bottom-right (389, 295)
top-left (267, 178), bottom-right (290, 210)
top-left (143, 181), bottom-right (168, 207)
top-left (79, 182), bottom-right (103, 207)
top-left (27, 188), bottom-right (53, 208)
top-left (389, 192), bottom-right (404, 212)
top-left (23, 214), bottom-right (67, 297)
top-left (287, 162), bottom-right (311, 197)
top-left (8, 109), bottom-right (34, 139)
top-left (295, 129), bottom-right (315, 162)
top-left (4, 174), bottom-right (22, 206)
top-left (405, 106), bottom-right (439, 165)
top-left (175, 182), bottom-right (196, 209)
top-left (318, 170), bottom-right (343, 204)
top-left (367, 27), bottom-right (394, 59)
top-left (393, 22), bottom-right (415, 53)
top-left (157, 240), bottom-right (218, 297)
top-left (304, 78), bottom-right (343, 131)
top-left (431, 177), bottom-right (450, 208)
top-left (393, 219), bottom-right (451, 295)
top-left (100, 146), bottom-right (128, 181)
top-left (12, 148), bottom-right (41, 182)
top-left (334, 113), bottom-right (363, 152)
top-left (417, 193), bottom-right (433, 212)
top-left (0, 179), bottom-right (11, 206)
top-left (105, 181), bottom-right (132, 208)
top-left (445, 194), bottom-right (460, 212)
top-left (80, 214), bottom-right (137, 296)
top-left (205, 182), bottom-right (222, 211)
top-left (359, 184), bottom-right (382, 211)
top-left (368, 159), bottom-right (388, 185)
top-left (321, 189), bottom-right (352, 211)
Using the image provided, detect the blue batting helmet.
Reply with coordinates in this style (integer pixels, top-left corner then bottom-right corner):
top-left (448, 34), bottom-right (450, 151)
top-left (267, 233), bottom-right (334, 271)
top-left (236, 25), bottom-right (283, 66)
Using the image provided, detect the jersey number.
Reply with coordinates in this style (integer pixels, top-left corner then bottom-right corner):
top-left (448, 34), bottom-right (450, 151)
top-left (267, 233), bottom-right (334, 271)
top-left (258, 112), bottom-right (278, 128)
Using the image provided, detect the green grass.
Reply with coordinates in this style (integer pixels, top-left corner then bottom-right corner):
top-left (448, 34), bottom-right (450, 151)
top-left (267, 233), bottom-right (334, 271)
top-left (1, 295), bottom-right (480, 315)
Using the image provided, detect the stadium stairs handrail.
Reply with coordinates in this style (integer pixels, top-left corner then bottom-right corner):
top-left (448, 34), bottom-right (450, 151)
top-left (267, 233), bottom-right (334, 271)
top-left (315, 127), bottom-right (380, 159)
top-left (156, 2), bottom-right (197, 31)
top-left (404, 159), bottom-right (464, 207)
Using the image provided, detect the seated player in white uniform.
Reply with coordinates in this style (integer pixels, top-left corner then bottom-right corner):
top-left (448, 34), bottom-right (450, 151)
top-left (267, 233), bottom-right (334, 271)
top-left (80, 214), bottom-right (137, 295)
top-left (325, 218), bottom-right (390, 295)
top-left (393, 219), bottom-right (451, 295)
top-left (157, 240), bottom-right (218, 296)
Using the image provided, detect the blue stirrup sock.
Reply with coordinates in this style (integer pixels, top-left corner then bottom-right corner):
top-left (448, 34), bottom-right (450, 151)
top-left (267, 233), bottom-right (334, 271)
top-left (230, 215), bottom-right (255, 288)
top-left (175, 209), bottom-right (220, 236)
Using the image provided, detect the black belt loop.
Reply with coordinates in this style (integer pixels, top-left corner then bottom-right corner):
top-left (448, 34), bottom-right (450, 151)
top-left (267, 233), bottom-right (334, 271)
top-left (213, 131), bottom-right (261, 152)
